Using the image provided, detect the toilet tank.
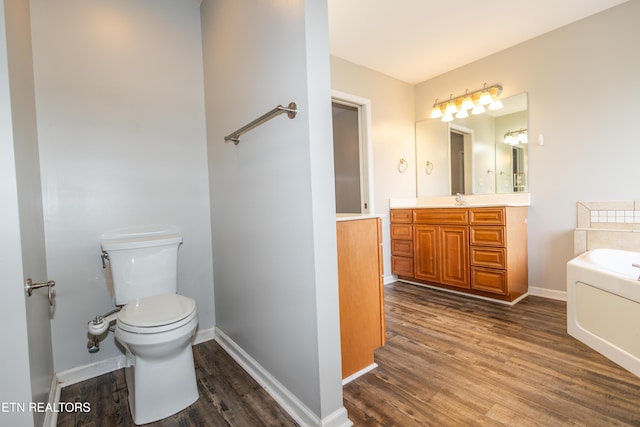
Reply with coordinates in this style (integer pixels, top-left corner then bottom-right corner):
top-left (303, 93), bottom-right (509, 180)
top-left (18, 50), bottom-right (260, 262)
top-left (101, 227), bottom-right (182, 306)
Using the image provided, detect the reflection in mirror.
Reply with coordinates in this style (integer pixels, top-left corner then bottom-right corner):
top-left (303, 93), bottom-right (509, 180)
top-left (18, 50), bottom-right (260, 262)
top-left (416, 93), bottom-right (528, 196)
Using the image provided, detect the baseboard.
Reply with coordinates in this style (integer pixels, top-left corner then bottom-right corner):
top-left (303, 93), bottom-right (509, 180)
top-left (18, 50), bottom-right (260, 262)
top-left (214, 328), bottom-right (352, 427)
top-left (393, 278), bottom-right (567, 303)
top-left (383, 274), bottom-right (397, 285)
top-left (194, 326), bottom-right (216, 345)
top-left (43, 374), bottom-right (61, 427)
top-left (529, 286), bottom-right (567, 301)
top-left (44, 355), bottom-right (128, 427)
top-left (342, 363), bottom-right (377, 385)
top-left (56, 355), bottom-right (129, 388)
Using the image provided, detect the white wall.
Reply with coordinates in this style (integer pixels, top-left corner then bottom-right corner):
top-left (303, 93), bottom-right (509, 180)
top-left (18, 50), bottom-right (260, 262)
top-left (201, 0), bottom-right (348, 425)
top-left (330, 56), bottom-right (415, 282)
top-left (414, 1), bottom-right (640, 294)
top-left (29, 0), bottom-right (214, 372)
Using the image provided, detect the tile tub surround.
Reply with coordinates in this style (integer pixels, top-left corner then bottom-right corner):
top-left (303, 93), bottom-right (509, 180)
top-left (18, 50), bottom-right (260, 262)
top-left (575, 201), bottom-right (640, 255)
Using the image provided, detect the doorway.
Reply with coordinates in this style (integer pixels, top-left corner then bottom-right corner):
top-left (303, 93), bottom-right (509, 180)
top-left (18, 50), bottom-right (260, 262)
top-left (450, 131), bottom-right (465, 195)
top-left (448, 126), bottom-right (473, 195)
top-left (331, 91), bottom-right (373, 214)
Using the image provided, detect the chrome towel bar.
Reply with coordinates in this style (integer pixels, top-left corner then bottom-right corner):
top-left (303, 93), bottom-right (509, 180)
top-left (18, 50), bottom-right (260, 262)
top-left (224, 102), bottom-right (298, 145)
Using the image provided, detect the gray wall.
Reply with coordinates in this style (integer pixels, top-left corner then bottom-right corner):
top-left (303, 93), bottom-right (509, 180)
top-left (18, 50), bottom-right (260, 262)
top-left (201, 0), bottom-right (346, 422)
top-left (4, 1), bottom-right (52, 425)
top-left (414, 0), bottom-right (640, 295)
top-left (0, 2), bottom-right (40, 425)
top-left (29, 0), bottom-right (215, 372)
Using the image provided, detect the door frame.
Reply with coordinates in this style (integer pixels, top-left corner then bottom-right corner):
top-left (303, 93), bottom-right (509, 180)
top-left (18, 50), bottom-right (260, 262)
top-left (331, 90), bottom-right (374, 214)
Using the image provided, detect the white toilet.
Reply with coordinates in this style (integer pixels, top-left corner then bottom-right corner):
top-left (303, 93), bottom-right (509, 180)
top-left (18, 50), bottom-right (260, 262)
top-left (100, 228), bottom-right (199, 425)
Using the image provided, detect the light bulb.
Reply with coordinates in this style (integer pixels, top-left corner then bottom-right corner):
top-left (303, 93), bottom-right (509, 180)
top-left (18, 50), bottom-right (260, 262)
top-left (488, 99), bottom-right (503, 110)
top-left (445, 101), bottom-right (457, 115)
top-left (461, 95), bottom-right (474, 111)
top-left (456, 109), bottom-right (468, 119)
top-left (441, 112), bottom-right (454, 122)
top-left (471, 105), bottom-right (485, 115)
top-left (430, 106), bottom-right (443, 119)
top-left (479, 91), bottom-right (493, 105)
top-left (517, 132), bottom-right (528, 144)
top-left (504, 134), bottom-right (515, 144)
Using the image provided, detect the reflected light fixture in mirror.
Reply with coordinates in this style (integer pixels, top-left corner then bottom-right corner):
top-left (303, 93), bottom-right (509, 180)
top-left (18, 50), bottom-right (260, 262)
top-left (504, 128), bottom-right (528, 145)
top-left (430, 83), bottom-right (503, 122)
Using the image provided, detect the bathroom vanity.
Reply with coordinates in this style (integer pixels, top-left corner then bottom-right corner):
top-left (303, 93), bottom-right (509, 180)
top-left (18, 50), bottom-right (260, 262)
top-left (336, 215), bottom-right (385, 380)
top-left (391, 204), bottom-right (528, 303)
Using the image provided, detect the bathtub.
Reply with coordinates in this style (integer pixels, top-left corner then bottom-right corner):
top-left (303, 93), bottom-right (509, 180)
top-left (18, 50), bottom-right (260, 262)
top-left (567, 248), bottom-right (640, 377)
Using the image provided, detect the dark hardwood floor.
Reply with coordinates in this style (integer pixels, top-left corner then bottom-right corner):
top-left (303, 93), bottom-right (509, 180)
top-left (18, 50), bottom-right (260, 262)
top-left (344, 282), bottom-right (640, 426)
top-left (58, 282), bottom-right (640, 426)
top-left (57, 339), bottom-right (298, 426)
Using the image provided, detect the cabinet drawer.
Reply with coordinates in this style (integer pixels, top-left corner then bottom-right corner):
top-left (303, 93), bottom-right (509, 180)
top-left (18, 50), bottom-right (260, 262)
top-left (390, 209), bottom-right (412, 224)
top-left (413, 209), bottom-right (468, 225)
top-left (392, 256), bottom-right (414, 276)
top-left (470, 247), bottom-right (506, 269)
top-left (470, 226), bottom-right (505, 247)
top-left (469, 208), bottom-right (505, 225)
top-left (391, 224), bottom-right (413, 240)
top-left (391, 239), bottom-right (413, 257)
top-left (471, 267), bottom-right (507, 295)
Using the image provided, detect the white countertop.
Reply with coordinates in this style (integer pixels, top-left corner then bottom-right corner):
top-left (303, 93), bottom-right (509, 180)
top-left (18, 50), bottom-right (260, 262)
top-left (389, 193), bottom-right (530, 209)
top-left (336, 213), bottom-right (383, 222)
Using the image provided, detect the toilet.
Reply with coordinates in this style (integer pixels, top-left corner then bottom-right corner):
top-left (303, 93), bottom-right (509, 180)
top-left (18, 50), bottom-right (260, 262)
top-left (100, 227), bottom-right (199, 425)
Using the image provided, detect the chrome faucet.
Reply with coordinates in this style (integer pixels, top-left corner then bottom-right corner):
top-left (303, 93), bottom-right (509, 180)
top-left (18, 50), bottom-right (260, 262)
top-left (455, 193), bottom-right (466, 205)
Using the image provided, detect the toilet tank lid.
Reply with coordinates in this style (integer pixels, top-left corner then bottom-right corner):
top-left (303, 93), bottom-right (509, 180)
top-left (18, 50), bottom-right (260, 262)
top-left (102, 234), bottom-right (182, 251)
top-left (101, 226), bottom-right (182, 251)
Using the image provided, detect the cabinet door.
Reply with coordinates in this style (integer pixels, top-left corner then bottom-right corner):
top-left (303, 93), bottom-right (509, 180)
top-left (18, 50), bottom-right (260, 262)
top-left (439, 226), bottom-right (470, 289)
top-left (414, 225), bottom-right (439, 282)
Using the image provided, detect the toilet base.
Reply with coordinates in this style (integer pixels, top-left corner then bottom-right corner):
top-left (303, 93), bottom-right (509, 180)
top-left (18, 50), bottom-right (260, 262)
top-left (125, 344), bottom-right (199, 425)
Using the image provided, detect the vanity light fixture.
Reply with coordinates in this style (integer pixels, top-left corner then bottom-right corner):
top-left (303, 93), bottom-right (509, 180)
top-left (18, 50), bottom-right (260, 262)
top-left (429, 83), bottom-right (503, 122)
top-left (504, 128), bottom-right (528, 145)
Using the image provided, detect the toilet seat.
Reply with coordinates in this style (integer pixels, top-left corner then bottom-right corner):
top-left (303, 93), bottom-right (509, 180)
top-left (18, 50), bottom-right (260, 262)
top-left (117, 293), bottom-right (197, 334)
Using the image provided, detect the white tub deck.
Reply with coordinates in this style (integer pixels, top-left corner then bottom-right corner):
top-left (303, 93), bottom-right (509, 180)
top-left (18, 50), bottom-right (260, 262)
top-left (567, 248), bottom-right (640, 378)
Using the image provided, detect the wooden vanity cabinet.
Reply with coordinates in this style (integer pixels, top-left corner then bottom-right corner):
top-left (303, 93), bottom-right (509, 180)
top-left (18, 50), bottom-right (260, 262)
top-left (391, 206), bottom-right (528, 302)
top-left (337, 217), bottom-right (385, 379)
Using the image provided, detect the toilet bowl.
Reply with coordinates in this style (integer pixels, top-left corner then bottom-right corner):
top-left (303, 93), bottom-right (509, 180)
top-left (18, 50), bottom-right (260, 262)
top-left (114, 293), bottom-right (199, 425)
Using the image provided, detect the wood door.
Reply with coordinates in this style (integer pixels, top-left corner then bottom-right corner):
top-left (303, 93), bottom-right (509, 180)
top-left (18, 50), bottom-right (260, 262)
top-left (414, 225), bottom-right (439, 282)
top-left (439, 226), bottom-right (470, 289)
top-left (336, 218), bottom-right (384, 378)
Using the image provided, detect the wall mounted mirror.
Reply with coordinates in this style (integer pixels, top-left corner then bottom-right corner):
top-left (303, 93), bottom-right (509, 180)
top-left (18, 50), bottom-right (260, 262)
top-left (416, 92), bottom-right (528, 196)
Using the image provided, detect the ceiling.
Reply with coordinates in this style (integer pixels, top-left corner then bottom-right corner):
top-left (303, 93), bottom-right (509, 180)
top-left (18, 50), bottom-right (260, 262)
top-left (327, 0), bottom-right (628, 84)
